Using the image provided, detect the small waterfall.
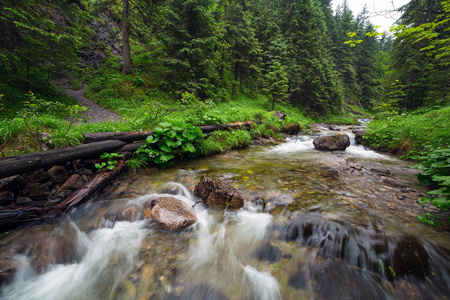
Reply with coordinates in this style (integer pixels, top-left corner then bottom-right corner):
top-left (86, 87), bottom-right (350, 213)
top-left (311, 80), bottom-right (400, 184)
top-left (1, 221), bottom-right (148, 300)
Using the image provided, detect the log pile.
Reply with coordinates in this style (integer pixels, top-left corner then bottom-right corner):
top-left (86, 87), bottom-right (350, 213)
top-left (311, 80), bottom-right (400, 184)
top-left (0, 121), bottom-right (261, 230)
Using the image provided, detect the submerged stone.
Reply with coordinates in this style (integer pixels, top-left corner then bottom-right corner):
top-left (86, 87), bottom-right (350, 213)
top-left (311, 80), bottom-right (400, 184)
top-left (164, 284), bottom-right (229, 300)
top-left (252, 242), bottom-right (282, 263)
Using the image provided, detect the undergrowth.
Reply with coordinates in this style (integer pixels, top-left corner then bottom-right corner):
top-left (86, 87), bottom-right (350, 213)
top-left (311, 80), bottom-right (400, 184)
top-left (363, 106), bottom-right (450, 158)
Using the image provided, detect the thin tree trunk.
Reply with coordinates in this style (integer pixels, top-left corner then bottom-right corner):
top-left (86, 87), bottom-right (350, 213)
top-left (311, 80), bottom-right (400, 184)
top-left (122, 0), bottom-right (133, 74)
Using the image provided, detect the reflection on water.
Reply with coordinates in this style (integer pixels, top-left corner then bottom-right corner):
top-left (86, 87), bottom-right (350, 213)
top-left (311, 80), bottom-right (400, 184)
top-left (1, 126), bottom-right (449, 299)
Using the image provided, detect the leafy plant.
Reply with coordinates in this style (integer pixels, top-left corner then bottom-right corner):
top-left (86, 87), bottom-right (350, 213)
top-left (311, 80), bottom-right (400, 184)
top-left (199, 130), bottom-right (252, 156)
top-left (140, 92), bottom-right (212, 127)
top-left (18, 92), bottom-right (88, 150)
top-left (411, 148), bottom-right (450, 225)
top-left (133, 121), bottom-right (204, 168)
top-left (95, 152), bottom-right (124, 171)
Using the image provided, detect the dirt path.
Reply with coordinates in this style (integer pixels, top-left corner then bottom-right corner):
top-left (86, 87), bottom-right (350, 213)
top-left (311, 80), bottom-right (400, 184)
top-left (62, 85), bottom-right (121, 123)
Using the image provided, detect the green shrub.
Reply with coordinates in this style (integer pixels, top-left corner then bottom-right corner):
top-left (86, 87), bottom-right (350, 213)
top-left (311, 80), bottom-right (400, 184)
top-left (363, 106), bottom-right (450, 157)
top-left (132, 121), bottom-right (204, 168)
top-left (199, 130), bottom-right (252, 156)
top-left (411, 148), bottom-right (450, 226)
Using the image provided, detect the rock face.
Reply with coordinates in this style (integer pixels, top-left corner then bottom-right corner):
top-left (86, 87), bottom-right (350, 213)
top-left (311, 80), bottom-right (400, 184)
top-left (352, 130), bottom-right (365, 145)
top-left (47, 165), bottom-right (69, 183)
top-left (194, 175), bottom-right (245, 209)
top-left (150, 197), bottom-right (197, 231)
top-left (0, 260), bottom-right (18, 285)
top-left (313, 134), bottom-right (350, 151)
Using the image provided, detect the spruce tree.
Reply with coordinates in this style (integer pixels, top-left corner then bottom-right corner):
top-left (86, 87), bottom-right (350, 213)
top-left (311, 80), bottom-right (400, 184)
top-left (280, 0), bottom-right (342, 115)
top-left (264, 61), bottom-right (289, 110)
top-left (162, 0), bottom-right (222, 99)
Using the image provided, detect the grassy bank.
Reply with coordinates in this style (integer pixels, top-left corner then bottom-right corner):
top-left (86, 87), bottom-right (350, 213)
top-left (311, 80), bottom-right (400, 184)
top-left (363, 106), bottom-right (450, 158)
top-left (0, 76), bottom-right (314, 157)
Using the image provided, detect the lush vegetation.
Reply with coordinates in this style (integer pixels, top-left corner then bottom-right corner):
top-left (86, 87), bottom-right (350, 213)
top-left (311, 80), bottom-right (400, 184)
top-left (363, 106), bottom-right (450, 158)
top-left (413, 149), bottom-right (450, 226)
top-left (0, 0), bottom-right (449, 224)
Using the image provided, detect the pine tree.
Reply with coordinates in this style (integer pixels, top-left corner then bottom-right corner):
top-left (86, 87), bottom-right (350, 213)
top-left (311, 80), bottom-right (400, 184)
top-left (161, 0), bottom-right (222, 99)
top-left (0, 0), bottom-right (90, 90)
top-left (332, 0), bottom-right (360, 104)
top-left (224, 3), bottom-right (262, 93)
top-left (264, 61), bottom-right (289, 110)
top-left (280, 0), bottom-right (342, 115)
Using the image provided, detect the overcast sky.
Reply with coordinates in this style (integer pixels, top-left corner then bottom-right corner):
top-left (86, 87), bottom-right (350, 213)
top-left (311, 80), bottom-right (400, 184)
top-left (332, 0), bottom-right (410, 32)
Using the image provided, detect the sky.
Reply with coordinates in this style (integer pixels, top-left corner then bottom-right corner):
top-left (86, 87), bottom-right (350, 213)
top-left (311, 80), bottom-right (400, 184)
top-left (332, 0), bottom-right (410, 32)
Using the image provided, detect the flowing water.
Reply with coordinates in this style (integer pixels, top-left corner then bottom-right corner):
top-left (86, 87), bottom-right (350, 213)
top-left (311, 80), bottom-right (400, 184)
top-left (1, 124), bottom-right (449, 299)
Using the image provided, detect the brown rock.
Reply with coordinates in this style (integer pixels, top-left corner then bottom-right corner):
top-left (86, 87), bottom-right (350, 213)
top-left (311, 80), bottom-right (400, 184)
top-left (47, 165), bottom-right (69, 183)
top-left (29, 170), bottom-right (51, 183)
top-left (328, 125), bottom-right (341, 131)
top-left (313, 134), bottom-right (350, 151)
top-left (0, 191), bottom-right (14, 206)
top-left (353, 130), bottom-right (365, 144)
top-left (383, 178), bottom-right (408, 189)
top-left (319, 166), bottom-right (339, 178)
top-left (274, 111), bottom-right (287, 119)
top-left (0, 175), bottom-right (26, 194)
top-left (150, 197), bottom-right (197, 231)
top-left (22, 183), bottom-right (50, 200)
top-left (370, 168), bottom-right (393, 177)
top-left (57, 174), bottom-right (87, 193)
top-left (194, 175), bottom-right (245, 209)
top-left (264, 195), bottom-right (293, 213)
top-left (0, 260), bottom-right (18, 285)
top-left (76, 168), bottom-right (94, 177)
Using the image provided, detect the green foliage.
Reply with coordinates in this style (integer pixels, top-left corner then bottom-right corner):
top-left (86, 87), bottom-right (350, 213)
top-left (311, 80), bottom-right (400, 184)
top-left (375, 80), bottom-right (406, 125)
top-left (392, 0), bottom-right (450, 63)
top-left (17, 92), bottom-right (88, 150)
top-left (363, 106), bottom-right (450, 156)
top-left (95, 152), bottom-right (124, 171)
top-left (417, 212), bottom-right (438, 227)
top-left (263, 62), bottom-right (289, 110)
top-left (388, 0), bottom-right (450, 109)
top-left (133, 121), bottom-right (204, 168)
top-left (0, 0), bottom-right (93, 90)
top-left (199, 130), bottom-right (252, 156)
top-left (411, 148), bottom-right (450, 225)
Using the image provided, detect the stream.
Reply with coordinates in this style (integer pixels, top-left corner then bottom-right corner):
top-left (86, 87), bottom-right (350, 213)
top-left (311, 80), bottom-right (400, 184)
top-left (1, 124), bottom-right (449, 299)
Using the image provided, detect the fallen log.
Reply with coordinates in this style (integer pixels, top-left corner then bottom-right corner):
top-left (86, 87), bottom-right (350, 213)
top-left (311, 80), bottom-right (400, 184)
top-left (116, 141), bottom-right (146, 153)
top-left (83, 121), bottom-right (262, 143)
top-left (0, 140), bottom-right (128, 179)
top-left (200, 121), bottom-right (262, 133)
top-left (0, 207), bottom-right (52, 231)
top-left (58, 160), bottom-right (127, 213)
top-left (83, 131), bottom-right (153, 144)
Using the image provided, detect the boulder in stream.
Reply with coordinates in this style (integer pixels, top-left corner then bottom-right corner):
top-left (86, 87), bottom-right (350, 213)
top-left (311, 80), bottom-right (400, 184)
top-left (149, 196), bottom-right (197, 231)
top-left (313, 134), bottom-right (350, 151)
top-left (353, 130), bottom-right (365, 145)
top-left (194, 175), bottom-right (245, 209)
top-left (0, 259), bottom-right (18, 285)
